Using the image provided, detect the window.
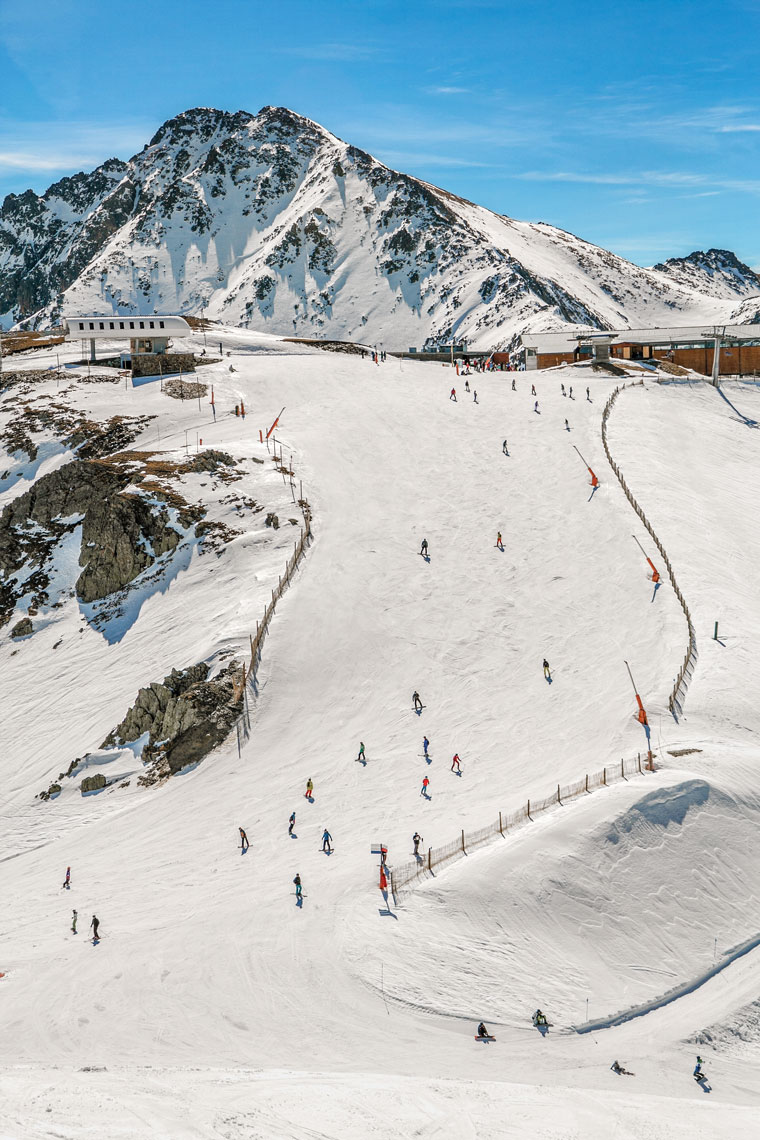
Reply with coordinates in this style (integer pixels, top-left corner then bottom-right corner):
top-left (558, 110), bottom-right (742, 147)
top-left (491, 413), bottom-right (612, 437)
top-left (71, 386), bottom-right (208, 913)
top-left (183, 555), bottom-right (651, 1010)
top-left (99, 322), bottom-right (104, 330)
top-left (119, 322), bottom-right (124, 329)
top-left (109, 322), bottom-right (114, 330)
top-left (129, 322), bottom-right (134, 329)
top-left (149, 321), bottom-right (154, 329)
top-left (139, 321), bottom-right (144, 329)
top-left (89, 323), bottom-right (94, 330)
top-left (159, 320), bottom-right (164, 328)
top-left (79, 322), bottom-right (84, 330)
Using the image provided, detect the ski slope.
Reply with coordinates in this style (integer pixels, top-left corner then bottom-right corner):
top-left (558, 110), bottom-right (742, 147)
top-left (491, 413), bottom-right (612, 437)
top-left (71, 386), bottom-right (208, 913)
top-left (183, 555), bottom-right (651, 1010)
top-left (2, 333), bottom-right (760, 1137)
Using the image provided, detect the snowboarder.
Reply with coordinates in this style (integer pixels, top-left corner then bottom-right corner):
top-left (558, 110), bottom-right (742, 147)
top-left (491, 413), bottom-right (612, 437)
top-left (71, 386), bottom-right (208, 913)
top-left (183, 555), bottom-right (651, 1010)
top-left (464, 378), bottom-right (470, 392)
top-left (420, 539), bottom-right (428, 557)
top-left (511, 378), bottom-right (516, 391)
top-left (288, 811), bottom-right (296, 835)
top-left (62, 866), bottom-right (71, 890)
top-left (569, 386), bottom-right (573, 399)
top-left (531, 384), bottom-right (536, 396)
top-left (561, 383), bottom-right (566, 396)
top-left (322, 829), bottom-right (333, 853)
top-left (694, 1056), bottom-right (706, 1081)
top-left (450, 388), bottom-right (457, 401)
top-left (357, 741), bottom-right (366, 762)
top-left (239, 827), bottom-right (249, 852)
top-left (543, 659), bottom-right (551, 680)
top-left (90, 915), bottom-right (100, 941)
top-left (533, 1009), bottom-right (547, 1027)
top-left (586, 386), bottom-right (591, 401)
top-left (502, 439), bottom-right (509, 455)
top-left (477, 1022), bottom-right (490, 1039)
top-left (413, 832), bottom-right (422, 855)
top-left (496, 531), bottom-right (503, 550)
top-left (534, 400), bottom-right (539, 413)
top-left (293, 873), bottom-right (302, 899)
top-left (413, 691), bottom-right (423, 713)
top-left (420, 776), bottom-right (430, 797)
top-left (71, 910), bottom-right (78, 934)
top-left (423, 735), bottom-right (430, 759)
top-left (473, 390), bottom-right (478, 403)
top-left (451, 753), bottom-right (461, 772)
top-left (564, 418), bottom-right (570, 431)
top-left (305, 778), bottom-right (314, 800)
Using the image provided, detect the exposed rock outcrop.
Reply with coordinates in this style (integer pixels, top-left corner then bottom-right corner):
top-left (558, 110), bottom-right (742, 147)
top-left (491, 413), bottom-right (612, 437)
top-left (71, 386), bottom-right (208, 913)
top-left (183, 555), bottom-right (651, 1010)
top-left (103, 660), bottom-right (244, 776)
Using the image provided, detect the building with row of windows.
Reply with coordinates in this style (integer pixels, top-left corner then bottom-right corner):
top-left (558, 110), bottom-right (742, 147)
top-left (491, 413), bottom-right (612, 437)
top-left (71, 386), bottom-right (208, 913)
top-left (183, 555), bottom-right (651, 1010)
top-left (62, 315), bottom-right (192, 362)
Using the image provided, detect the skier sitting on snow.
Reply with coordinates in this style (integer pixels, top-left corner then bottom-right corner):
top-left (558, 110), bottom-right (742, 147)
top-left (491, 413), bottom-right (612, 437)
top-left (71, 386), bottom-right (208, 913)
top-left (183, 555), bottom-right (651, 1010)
top-left (611, 1060), bottom-right (623, 1074)
top-left (477, 1022), bottom-right (489, 1039)
top-left (533, 1009), bottom-right (547, 1026)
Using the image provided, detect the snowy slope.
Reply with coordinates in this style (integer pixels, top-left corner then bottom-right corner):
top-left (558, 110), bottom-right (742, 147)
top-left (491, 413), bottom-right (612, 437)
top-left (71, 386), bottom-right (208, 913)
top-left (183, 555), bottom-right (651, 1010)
top-left (2, 106), bottom-right (759, 347)
top-left (1, 337), bottom-right (760, 1137)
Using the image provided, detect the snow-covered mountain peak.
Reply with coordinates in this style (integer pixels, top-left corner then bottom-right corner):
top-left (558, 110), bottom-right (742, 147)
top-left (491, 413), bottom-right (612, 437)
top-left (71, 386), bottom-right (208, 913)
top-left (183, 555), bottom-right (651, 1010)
top-left (1, 107), bottom-right (758, 344)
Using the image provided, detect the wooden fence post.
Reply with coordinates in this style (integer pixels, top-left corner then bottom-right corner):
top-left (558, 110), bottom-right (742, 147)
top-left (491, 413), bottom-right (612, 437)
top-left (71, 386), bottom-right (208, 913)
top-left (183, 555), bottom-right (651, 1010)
top-left (585, 774), bottom-right (589, 793)
top-left (527, 798), bottom-right (531, 820)
top-left (621, 758), bottom-right (626, 779)
top-left (499, 811), bottom-right (503, 835)
top-left (461, 829), bottom-right (466, 853)
top-left (603, 767), bottom-right (607, 785)
top-left (428, 847), bottom-right (432, 871)
top-left (557, 784), bottom-right (562, 804)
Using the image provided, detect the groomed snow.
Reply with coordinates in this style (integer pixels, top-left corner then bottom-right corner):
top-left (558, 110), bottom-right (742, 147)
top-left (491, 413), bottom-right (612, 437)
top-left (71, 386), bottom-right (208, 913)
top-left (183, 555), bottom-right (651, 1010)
top-left (1, 333), bottom-right (759, 1137)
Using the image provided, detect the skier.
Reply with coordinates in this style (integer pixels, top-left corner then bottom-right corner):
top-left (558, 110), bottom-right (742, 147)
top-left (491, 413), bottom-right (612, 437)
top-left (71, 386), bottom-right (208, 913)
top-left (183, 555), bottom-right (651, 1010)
top-left (357, 741), bottom-right (366, 762)
top-left (477, 1021), bottom-right (489, 1039)
top-left (450, 388), bottom-right (457, 401)
top-left (413, 832), bottom-right (422, 855)
top-left (502, 439), bottom-right (509, 455)
top-left (413, 691), bottom-right (423, 713)
top-left (533, 1009), bottom-right (547, 1027)
top-left (543, 658), bottom-right (551, 679)
top-left (420, 539), bottom-right (428, 557)
top-left (420, 776), bottom-right (430, 797)
top-left (322, 829), bottom-right (333, 853)
top-left (569, 386), bottom-right (573, 399)
top-left (305, 778), bottom-right (314, 799)
top-left (586, 386), bottom-right (591, 401)
top-left (511, 378), bottom-right (516, 391)
top-left (239, 827), bottom-right (249, 852)
top-left (496, 531), bottom-right (503, 550)
top-left (464, 378), bottom-right (470, 392)
top-left (451, 753), bottom-right (461, 772)
top-left (288, 811), bottom-right (296, 836)
top-left (534, 400), bottom-right (539, 413)
top-left (561, 383), bottom-right (566, 396)
top-left (293, 873), bottom-right (302, 899)
top-left (423, 735), bottom-right (430, 759)
top-left (71, 909), bottom-right (78, 934)
top-left (564, 418), bottom-right (570, 431)
top-left (90, 915), bottom-right (100, 941)
top-left (531, 384), bottom-right (536, 396)
top-left (473, 390), bottom-right (478, 403)
top-left (62, 866), bottom-right (71, 890)
top-left (694, 1056), bottom-right (706, 1081)
top-left (611, 1060), bottom-right (634, 1075)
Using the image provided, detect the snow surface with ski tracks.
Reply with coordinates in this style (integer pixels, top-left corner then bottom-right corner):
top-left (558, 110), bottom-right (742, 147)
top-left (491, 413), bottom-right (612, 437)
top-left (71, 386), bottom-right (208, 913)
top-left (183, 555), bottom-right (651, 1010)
top-left (1, 329), bottom-right (759, 1137)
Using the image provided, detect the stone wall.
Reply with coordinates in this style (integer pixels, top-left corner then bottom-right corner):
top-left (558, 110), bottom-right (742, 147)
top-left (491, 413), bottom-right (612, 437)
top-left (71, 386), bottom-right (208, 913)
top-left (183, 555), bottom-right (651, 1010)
top-left (131, 352), bottom-right (196, 378)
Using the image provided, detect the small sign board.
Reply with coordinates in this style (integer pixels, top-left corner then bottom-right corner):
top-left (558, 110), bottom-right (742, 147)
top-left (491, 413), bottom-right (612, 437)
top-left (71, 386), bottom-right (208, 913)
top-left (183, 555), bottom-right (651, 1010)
top-left (370, 843), bottom-right (386, 855)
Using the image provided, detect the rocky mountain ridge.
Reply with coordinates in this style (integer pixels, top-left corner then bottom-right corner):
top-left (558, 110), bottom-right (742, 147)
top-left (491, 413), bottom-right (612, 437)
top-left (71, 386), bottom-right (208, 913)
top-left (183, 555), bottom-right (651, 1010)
top-left (1, 105), bottom-right (758, 347)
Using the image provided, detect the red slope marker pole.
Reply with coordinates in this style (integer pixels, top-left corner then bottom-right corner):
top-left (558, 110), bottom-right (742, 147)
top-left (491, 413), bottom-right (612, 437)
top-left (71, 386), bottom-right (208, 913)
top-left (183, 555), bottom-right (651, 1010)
top-left (624, 659), bottom-right (649, 727)
top-left (632, 534), bottom-right (660, 583)
top-left (266, 406), bottom-right (286, 441)
top-left (572, 444), bottom-right (599, 488)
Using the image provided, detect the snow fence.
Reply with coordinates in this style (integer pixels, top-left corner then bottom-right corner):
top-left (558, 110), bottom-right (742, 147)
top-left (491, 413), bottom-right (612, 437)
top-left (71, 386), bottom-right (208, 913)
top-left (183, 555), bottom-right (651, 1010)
top-left (600, 380), bottom-right (697, 719)
top-left (234, 438), bottom-right (313, 754)
top-left (390, 754), bottom-right (649, 898)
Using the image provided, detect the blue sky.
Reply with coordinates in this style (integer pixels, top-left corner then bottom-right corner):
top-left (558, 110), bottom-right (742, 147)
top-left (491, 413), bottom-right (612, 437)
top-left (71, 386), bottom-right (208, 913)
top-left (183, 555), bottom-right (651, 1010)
top-left (1, 0), bottom-right (759, 266)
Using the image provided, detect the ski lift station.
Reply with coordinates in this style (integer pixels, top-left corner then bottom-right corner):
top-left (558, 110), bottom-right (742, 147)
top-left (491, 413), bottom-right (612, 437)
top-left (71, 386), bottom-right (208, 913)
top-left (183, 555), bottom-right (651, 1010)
top-left (62, 314), bottom-right (192, 365)
top-left (518, 324), bottom-right (760, 374)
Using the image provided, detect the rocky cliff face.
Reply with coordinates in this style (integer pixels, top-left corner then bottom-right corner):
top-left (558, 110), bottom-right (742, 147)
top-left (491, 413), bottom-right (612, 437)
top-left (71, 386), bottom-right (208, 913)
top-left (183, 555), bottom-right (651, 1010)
top-left (1, 106), bottom-right (758, 346)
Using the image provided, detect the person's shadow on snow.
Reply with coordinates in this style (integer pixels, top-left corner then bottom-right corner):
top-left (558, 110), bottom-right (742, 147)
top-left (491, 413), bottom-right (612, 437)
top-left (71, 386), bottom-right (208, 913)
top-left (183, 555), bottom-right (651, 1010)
top-left (421, 554), bottom-right (431, 564)
top-left (296, 896), bottom-right (303, 909)
top-left (535, 1022), bottom-right (549, 1037)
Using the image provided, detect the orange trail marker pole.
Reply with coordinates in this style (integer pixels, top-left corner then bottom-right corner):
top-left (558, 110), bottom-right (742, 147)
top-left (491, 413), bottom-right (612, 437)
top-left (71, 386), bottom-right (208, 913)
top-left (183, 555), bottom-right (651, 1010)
top-left (632, 534), bottom-right (660, 583)
top-left (572, 444), bottom-right (599, 487)
top-left (266, 406), bottom-right (286, 440)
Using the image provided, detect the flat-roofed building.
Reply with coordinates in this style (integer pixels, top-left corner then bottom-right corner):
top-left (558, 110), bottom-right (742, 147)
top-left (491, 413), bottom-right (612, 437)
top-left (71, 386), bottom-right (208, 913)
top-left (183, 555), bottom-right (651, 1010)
top-left (63, 315), bottom-right (192, 363)
top-left (516, 324), bottom-right (760, 374)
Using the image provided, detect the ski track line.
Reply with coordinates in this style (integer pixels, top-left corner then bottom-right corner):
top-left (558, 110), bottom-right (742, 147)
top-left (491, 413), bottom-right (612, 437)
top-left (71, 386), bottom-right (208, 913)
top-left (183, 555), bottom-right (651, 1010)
top-left (573, 931), bottom-right (760, 1034)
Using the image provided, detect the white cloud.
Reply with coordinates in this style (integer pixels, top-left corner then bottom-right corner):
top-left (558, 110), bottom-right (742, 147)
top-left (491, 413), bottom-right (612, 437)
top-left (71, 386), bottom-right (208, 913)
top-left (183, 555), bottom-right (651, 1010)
top-left (424, 86), bottom-right (471, 96)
